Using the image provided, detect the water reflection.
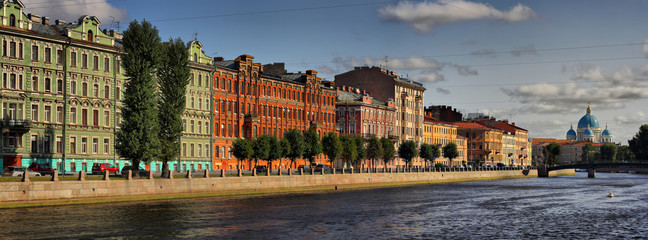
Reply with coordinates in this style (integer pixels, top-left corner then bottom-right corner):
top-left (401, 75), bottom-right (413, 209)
top-left (1, 172), bottom-right (647, 239)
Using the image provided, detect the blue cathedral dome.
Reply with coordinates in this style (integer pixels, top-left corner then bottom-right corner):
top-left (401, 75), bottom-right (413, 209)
top-left (584, 127), bottom-right (594, 136)
top-left (567, 128), bottom-right (576, 136)
top-left (602, 128), bottom-right (611, 136)
top-left (577, 105), bottom-right (600, 129)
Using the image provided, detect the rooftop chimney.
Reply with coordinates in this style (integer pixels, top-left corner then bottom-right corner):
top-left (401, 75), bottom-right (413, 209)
top-left (214, 57), bottom-right (224, 62)
top-left (41, 17), bottom-right (50, 25)
top-left (55, 19), bottom-right (66, 25)
top-left (28, 14), bottom-right (41, 23)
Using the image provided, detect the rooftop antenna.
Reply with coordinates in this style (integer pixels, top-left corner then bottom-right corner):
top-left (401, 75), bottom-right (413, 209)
top-left (108, 16), bottom-right (114, 29)
top-left (193, 32), bottom-right (198, 41)
top-left (384, 56), bottom-right (389, 69)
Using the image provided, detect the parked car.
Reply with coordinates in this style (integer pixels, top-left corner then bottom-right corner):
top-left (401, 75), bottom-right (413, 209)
top-left (314, 163), bottom-right (332, 173)
top-left (2, 166), bottom-right (42, 177)
top-left (297, 165), bottom-right (312, 173)
top-left (28, 163), bottom-right (57, 176)
top-left (496, 163), bottom-right (508, 168)
top-left (92, 163), bottom-right (119, 175)
top-left (120, 166), bottom-right (150, 177)
top-left (254, 165), bottom-right (268, 174)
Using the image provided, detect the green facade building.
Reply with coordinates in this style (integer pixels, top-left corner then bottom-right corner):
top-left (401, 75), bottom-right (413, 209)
top-left (0, 0), bottom-right (211, 173)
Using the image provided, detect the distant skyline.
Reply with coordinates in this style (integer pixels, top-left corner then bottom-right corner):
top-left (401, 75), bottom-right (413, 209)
top-left (21, 0), bottom-right (648, 143)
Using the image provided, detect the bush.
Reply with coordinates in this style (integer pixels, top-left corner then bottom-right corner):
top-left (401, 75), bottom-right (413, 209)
top-left (434, 163), bottom-right (448, 168)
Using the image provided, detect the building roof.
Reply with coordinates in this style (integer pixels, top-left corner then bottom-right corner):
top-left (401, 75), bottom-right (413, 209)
top-left (453, 121), bottom-right (501, 131)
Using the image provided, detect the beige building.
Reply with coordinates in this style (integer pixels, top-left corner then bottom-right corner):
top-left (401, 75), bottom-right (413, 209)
top-left (423, 115), bottom-right (467, 166)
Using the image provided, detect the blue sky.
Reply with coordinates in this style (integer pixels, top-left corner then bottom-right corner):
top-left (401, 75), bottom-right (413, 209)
top-left (23, 0), bottom-right (648, 143)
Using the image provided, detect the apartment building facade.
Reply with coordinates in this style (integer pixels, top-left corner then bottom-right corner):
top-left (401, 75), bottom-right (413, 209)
top-left (212, 55), bottom-right (337, 170)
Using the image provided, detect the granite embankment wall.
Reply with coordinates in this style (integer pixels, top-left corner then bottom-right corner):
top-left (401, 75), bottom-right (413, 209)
top-left (0, 169), bottom-right (574, 203)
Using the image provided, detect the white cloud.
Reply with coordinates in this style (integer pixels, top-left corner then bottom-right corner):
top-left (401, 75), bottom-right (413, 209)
top-left (644, 39), bottom-right (648, 55)
top-left (502, 65), bottom-right (648, 114)
top-left (378, 0), bottom-right (536, 33)
top-left (456, 65), bottom-right (478, 76)
top-left (23, 0), bottom-right (127, 27)
top-left (411, 71), bottom-right (445, 83)
top-left (614, 111), bottom-right (647, 125)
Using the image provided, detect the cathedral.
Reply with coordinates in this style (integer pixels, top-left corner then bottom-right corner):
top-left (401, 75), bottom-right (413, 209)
top-left (566, 105), bottom-right (613, 143)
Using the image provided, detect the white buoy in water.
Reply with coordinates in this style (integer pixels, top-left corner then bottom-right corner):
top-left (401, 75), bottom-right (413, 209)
top-left (608, 191), bottom-right (614, 198)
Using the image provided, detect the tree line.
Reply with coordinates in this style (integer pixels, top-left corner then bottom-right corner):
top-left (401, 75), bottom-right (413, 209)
top-left (231, 131), bottom-right (460, 170)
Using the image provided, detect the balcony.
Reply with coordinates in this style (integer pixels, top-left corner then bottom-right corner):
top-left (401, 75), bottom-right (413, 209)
top-left (0, 118), bottom-right (32, 132)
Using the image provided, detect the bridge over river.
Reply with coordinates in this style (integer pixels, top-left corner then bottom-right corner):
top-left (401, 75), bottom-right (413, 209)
top-left (539, 162), bottom-right (648, 178)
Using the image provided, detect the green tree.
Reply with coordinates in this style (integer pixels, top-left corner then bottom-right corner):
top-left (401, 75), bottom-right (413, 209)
top-left (116, 20), bottom-right (162, 177)
top-left (322, 132), bottom-right (342, 168)
top-left (157, 37), bottom-right (190, 177)
top-left (629, 124), bottom-right (648, 162)
top-left (266, 136), bottom-right (283, 169)
top-left (398, 140), bottom-right (419, 168)
top-left (420, 143), bottom-right (440, 167)
top-left (365, 135), bottom-right (383, 170)
top-left (231, 138), bottom-right (253, 169)
top-left (279, 137), bottom-right (291, 164)
top-left (284, 129), bottom-right (305, 169)
top-left (380, 137), bottom-right (395, 170)
top-left (303, 129), bottom-right (323, 166)
top-left (617, 145), bottom-right (635, 162)
top-left (581, 143), bottom-right (597, 164)
top-left (599, 143), bottom-right (618, 163)
top-left (252, 135), bottom-right (271, 168)
top-left (442, 142), bottom-right (459, 167)
top-left (353, 135), bottom-right (366, 168)
top-left (543, 142), bottom-right (562, 165)
top-left (340, 134), bottom-right (357, 169)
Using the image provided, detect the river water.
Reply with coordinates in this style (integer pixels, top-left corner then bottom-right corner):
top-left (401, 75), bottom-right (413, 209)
top-left (1, 172), bottom-right (647, 239)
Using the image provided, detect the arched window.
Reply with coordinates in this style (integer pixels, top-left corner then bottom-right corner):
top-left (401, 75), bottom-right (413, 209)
top-left (87, 30), bottom-right (93, 42)
top-left (194, 53), bottom-right (198, 62)
top-left (9, 14), bottom-right (16, 27)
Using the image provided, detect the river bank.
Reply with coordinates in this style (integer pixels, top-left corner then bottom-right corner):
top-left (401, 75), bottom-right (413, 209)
top-left (0, 168), bottom-right (575, 209)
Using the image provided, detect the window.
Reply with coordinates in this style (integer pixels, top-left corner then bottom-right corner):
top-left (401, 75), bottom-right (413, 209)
top-left (104, 57), bottom-right (109, 72)
top-left (70, 107), bottom-right (77, 124)
top-left (87, 30), bottom-right (93, 42)
top-left (82, 82), bottom-right (88, 96)
top-left (116, 87), bottom-right (120, 100)
top-left (190, 73), bottom-right (194, 86)
top-left (31, 105), bottom-right (38, 121)
top-left (93, 84), bottom-right (98, 97)
top-left (182, 143), bottom-right (187, 156)
top-left (70, 52), bottom-right (77, 67)
top-left (2, 40), bottom-right (5, 57)
top-left (205, 76), bottom-right (209, 89)
top-left (116, 59), bottom-right (120, 74)
top-left (81, 137), bottom-right (87, 153)
top-left (104, 85), bottom-right (110, 98)
top-left (103, 139), bottom-right (109, 154)
top-left (92, 138), bottom-right (98, 154)
top-left (70, 137), bottom-right (76, 153)
top-left (93, 110), bottom-right (99, 126)
top-left (44, 77), bottom-right (51, 92)
top-left (104, 110), bottom-right (110, 126)
top-left (190, 143), bottom-right (195, 157)
top-left (198, 74), bottom-right (202, 87)
top-left (56, 106), bottom-right (63, 123)
top-left (190, 97), bottom-right (194, 108)
top-left (198, 121), bottom-right (202, 134)
top-left (31, 45), bottom-right (38, 61)
top-left (82, 53), bottom-right (88, 68)
top-left (198, 144), bottom-right (202, 157)
top-left (9, 41), bottom-right (16, 58)
top-left (205, 121), bottom-right (209, 134)
top-left (56, 136), bottom-right (62, 153)
top-left (93, 56), bottom-right (99, 70)
top-left (31, 76), bottom-right (38, 91)
top-left (31, 135), bottom-right (38, 153)
top-left (57, 79), bottom-right (63, 93)
top-left (82, 109), bottom-right (88, 125)
top-left (182, 119), bottom-right (186, 131)
top-left (57, 49), bottom-right (63, 65)
top-left (190, 120), bottom-right (195, 133)
top-left (44, 47), bottom-right (51, 63)
top-left (9, 74), bottom-right (16, 89)
top-left (198, 97), bottom-right (202, 110)
top-left (9, 14), bottom-right (16, 27)
top-left (44, 106), bottom-right (51, 122)
top-left (43, 135), bottom-right (50, 153)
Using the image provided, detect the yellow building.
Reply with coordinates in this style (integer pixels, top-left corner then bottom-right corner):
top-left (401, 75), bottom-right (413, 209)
top-left (423, 116), bottom-right (467, 166)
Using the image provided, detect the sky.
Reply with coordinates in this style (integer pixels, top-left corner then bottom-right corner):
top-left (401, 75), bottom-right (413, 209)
top-left (21, 0), bottom-right (648, 144)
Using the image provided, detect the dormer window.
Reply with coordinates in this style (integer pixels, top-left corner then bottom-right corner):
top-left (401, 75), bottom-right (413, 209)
top-left (87, 30), bottom-right (93, 42)
top-left (194, 53), bottom-right (198, 62)
top-left (9, 14), bottom-right (16, 27)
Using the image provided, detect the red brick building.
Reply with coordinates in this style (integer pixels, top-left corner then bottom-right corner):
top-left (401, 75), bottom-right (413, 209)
top-left (211, 55), bottom-right (336, 170)
top-left (335, 86), bottom-right (397, 168)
